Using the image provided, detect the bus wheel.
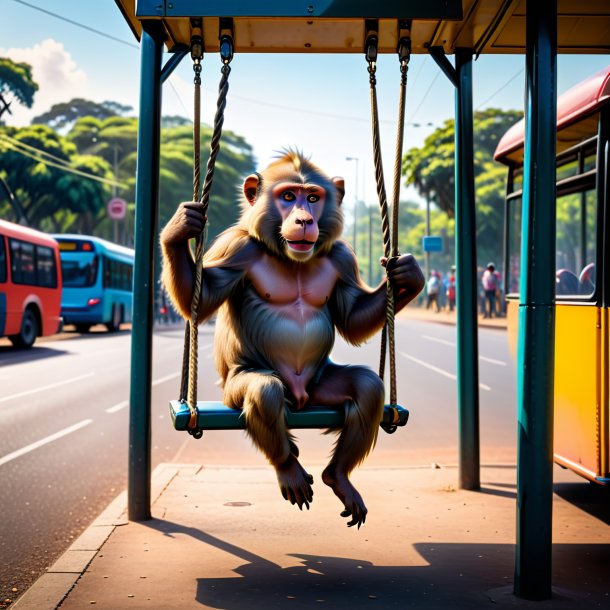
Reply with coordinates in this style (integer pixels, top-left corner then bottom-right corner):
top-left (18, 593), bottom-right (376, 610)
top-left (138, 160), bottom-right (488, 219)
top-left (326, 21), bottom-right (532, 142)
top-left (106, 305), bottom-right (122, 333)
top-left (9, 307), bottom-right (39, 349)
top-left (75, 323), bottom-right (91, 333)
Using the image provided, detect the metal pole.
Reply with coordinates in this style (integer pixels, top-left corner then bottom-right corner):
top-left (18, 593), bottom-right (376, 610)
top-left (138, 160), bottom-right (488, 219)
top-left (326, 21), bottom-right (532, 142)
top-left (514, 0), bottom-right (557, 599)
top-left (128, 20), bottom-right (163, 522)
top-left (346, 156), bottom-right (359, 255)
top-left (368, 206), bottom-right (373, 285)
top-left (425, 195), bottom-right (431, 282)
top-left (454, 48), bottom-right (480, 490)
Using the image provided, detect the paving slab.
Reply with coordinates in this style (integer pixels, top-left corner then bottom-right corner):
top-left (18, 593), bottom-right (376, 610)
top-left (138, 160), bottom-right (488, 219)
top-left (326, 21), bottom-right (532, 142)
top-left (14, 462), bottom-right (610, 610)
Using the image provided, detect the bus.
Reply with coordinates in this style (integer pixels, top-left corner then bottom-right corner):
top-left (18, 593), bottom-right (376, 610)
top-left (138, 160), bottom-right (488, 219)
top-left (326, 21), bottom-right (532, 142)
top-left (53, 235), bottom-right (134, 333)
top-left (495, 65), bottom-right (610, 485)
top-left (0, 220), bottom-right (62, 348)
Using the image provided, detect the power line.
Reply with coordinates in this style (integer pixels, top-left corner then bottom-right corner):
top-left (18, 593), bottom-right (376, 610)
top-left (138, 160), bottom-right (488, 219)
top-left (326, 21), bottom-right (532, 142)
top-left (10, 0), bottom-right (139, 49)
top-left (1, 133), bottom-right (77, 168)
top-left (0, 138), bottom-right (126, 189)
top-left (409, 70), bottom-right (441, 123)
top-left (476, 67), bottom-right (524, 110)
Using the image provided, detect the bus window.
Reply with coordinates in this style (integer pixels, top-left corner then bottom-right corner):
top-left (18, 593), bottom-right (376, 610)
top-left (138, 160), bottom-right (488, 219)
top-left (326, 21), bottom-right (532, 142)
top-left (0, 235), bottom-right (6, 283)
top-left (61, 254), bottom-right (99, 288)
top-left (10, 239), bottom-right (36, 285)
top-left (556, 189), bottom-right (597, 297)
top-left (35, 245), bottom-right (58, 289)
top-left (506, 193), bottom-right (522, 295)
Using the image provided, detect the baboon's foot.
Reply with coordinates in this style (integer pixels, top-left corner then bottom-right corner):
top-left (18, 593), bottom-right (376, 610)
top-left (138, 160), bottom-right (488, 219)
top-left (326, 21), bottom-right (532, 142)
top-left (322, 466), bottom-right (367, 528)
top-left (275, 454), bottom-right (313, 510)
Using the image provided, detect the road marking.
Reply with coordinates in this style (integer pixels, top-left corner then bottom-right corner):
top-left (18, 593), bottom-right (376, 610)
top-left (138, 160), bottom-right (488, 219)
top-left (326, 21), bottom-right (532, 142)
top-left (0, 373), bottom-right (95, 404)
top-left (106, 401), bottom-right (128, 414)
top-left (152, 372), bottom-right (181, 387)
top-left (104, 361), bottom-right (212, 414)
top-left (401, 352), bottom-right (456, 380)
top-left (400, 352), bottom-right (491, 391)
top-left (479, 355), bottom-right (507, 366)
top-left (422, 335), bottom-right (455, 347)
top-left (422, 335), bottom-right (507, 366)
top-left (0, 419), bottom-right (93, 467)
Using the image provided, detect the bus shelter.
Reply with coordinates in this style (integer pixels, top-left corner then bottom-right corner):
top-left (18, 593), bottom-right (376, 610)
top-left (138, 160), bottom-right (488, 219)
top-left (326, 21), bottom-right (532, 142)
top-left (115, 0), bottom-right (610, 600)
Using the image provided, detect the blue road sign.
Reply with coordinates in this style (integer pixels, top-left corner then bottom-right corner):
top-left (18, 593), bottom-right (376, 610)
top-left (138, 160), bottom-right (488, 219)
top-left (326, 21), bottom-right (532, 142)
top-left (423, 236), bottom-right (443, 252)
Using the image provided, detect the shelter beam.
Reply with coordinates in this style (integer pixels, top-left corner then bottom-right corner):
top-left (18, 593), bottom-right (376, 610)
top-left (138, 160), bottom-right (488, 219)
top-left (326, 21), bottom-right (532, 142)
top-left (514, 0), bottom-right (557, 600)
top-left (128, 20), bottom-right (164, 522)
top-left (454, 48), bottom-right (481, 490)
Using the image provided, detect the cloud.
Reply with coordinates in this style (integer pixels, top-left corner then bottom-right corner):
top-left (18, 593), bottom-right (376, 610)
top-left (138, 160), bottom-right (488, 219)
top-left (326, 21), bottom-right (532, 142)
top-left (0, 39), bottom-right (88, 126)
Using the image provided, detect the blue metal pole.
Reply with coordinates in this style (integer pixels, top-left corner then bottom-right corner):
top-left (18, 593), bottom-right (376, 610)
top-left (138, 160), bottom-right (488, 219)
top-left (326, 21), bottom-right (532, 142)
top-left (454, 48), bottom-right (480, 490)
top-left (128, 21), bottom-right (163, 522)
top-left (514, 0), bottom-right (557, 599)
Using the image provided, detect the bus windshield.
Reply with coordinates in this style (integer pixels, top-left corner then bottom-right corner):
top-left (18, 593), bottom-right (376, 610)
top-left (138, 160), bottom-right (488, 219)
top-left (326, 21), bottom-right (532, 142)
top-left (60, 254), bottom-right (99, 288)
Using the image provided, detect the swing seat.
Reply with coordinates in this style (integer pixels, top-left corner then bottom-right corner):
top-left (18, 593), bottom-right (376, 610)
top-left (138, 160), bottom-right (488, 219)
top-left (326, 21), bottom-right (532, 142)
top-left (169, 400), bottom-right (408, 434)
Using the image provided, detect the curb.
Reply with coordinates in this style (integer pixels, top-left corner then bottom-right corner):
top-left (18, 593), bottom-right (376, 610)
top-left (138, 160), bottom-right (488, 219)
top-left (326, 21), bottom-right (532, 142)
top-left (11, 464), bottom-right (196, 610)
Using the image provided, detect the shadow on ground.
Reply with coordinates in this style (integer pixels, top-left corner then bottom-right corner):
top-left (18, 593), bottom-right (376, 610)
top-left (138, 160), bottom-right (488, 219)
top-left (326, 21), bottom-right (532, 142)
top-left (144, 519), bottom-right (609, 609)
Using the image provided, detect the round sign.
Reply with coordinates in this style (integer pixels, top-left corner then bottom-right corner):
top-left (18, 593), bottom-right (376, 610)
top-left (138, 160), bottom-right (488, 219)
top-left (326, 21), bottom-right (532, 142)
top-left (107, 197), bottom-right (127, 220)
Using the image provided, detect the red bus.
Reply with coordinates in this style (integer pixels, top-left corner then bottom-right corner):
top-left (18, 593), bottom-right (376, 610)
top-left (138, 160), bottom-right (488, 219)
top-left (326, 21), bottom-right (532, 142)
top-left (0, 220), bottom-right (62, 348)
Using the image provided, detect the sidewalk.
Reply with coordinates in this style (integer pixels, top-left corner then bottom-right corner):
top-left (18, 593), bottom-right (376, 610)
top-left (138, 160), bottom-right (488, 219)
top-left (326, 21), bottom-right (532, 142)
top-left (12, 462), bottom-right (610, 609)
top-left (401, 304), bottom-right (508, 330)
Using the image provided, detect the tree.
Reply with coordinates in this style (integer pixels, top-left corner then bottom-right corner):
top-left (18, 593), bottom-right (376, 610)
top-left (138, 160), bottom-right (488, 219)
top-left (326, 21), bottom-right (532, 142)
top-left (32, 98), bottom-right (132, 131)
top-left (0, 124), bottom-right (113, 233)
top-left (0, 57), bottom-right (38, 121)
top-left (402, 108), bottom-right (523, 267)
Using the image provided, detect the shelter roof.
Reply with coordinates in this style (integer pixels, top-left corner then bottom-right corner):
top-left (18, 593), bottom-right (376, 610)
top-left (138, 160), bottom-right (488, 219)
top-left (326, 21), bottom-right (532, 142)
top-left (115, 1), bottom-right (610, 55)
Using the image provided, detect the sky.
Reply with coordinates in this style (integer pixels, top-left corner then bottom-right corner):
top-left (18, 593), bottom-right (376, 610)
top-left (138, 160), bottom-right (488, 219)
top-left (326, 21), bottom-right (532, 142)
top-left (1, 0), bottom-right (609, 208)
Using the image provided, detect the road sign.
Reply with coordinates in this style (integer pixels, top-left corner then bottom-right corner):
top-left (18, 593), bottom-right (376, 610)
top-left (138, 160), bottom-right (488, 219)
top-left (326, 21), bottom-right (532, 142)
top-left (423, 235), bottom-right (443, 252)
top-left (107, 198), bottom-right (127, 220)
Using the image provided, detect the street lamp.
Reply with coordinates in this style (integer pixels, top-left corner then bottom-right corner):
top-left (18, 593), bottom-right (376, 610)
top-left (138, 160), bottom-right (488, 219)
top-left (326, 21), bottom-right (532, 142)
top-left (345, 156), bottom-right (359, 256)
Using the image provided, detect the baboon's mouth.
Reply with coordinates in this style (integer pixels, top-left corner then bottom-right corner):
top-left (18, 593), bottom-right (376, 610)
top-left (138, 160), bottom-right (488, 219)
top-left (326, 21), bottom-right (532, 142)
top-left (287, 240), bottom-right (315, 252)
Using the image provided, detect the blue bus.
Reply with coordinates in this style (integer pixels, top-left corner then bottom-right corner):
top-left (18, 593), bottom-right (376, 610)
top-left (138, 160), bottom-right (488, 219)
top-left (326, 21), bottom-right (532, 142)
top-left (53, 235), bottom-right (134, 333)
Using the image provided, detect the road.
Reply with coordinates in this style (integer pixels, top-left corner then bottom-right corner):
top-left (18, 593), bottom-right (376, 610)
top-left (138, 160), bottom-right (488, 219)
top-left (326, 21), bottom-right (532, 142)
top-left (0, 316), bottom-right (515, 605)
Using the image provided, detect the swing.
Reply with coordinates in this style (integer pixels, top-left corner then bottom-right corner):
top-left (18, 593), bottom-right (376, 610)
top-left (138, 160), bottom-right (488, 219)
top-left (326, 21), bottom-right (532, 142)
top-left (169, 23), bottom-right (411, 439)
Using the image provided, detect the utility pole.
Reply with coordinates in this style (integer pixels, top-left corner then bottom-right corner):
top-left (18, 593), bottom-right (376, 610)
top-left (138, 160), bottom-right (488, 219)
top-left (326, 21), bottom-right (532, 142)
top-left (346, 156), bottom-right (359, 256)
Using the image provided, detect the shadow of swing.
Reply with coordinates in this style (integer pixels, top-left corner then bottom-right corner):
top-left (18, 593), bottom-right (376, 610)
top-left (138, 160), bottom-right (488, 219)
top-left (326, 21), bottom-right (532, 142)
top-left (143, 518), bottom-right (610, 609)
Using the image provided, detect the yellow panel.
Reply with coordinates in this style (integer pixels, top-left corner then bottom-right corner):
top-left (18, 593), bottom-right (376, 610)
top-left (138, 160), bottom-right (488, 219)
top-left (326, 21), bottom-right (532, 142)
top-left (553, 304), bottom-right (600, 479)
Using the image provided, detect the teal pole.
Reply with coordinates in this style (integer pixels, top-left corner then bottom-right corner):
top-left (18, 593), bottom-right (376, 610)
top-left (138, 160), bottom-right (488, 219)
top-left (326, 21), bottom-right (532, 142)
top-left (128, 21), bottom-right (163, 522)
top-left (514, 0), bottom-right (557, 599)
top-left (454, 48), bottom-right (480, 490)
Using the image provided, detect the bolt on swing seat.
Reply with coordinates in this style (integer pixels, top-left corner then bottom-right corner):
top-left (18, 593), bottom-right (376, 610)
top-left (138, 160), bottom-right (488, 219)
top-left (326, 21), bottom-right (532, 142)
top-left (169, 21), bottom-right (411, 440)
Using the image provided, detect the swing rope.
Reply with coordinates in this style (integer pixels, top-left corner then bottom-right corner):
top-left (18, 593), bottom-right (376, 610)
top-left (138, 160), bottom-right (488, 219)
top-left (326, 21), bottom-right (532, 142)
top-left (366, 32), bottom-right (411, 408)
top-left (179, 32), bottom-right (234, 435)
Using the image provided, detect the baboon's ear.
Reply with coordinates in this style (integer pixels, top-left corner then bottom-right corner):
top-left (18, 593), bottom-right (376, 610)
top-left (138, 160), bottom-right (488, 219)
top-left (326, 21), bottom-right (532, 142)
top-left (332, 177), bottom-right (345, 206)
top-left (243, 173), bottom-right (261, 206)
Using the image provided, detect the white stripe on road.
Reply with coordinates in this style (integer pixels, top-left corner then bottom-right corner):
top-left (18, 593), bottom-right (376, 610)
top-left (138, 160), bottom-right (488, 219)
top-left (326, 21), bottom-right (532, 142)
top-left (0, 419), bottom-right (93, 467)
top-left (401, 352), bottom-right (457, 380)
top-left (422, 335), bottom-right (455, 347)
top-left (106, 368), bottom-right (195, 413)
top-left (0, 373), bottom-right (96, 404)
top-left (422, 335), bottom-right (507, 366)
top-left (479, 355), bottom-right (507, 366)
top-left (400, 352), bottom-right (491, 391)
top-left (152, 372), bottom-right (181, 387)
top-left (106, 400), bottom-right (128, 414)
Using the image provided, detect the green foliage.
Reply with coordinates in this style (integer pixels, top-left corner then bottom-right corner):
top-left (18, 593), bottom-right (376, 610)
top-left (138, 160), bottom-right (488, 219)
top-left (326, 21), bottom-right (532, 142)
top-left (32, 98), bottom-right (133, 131)
top-left (402, 107), bottom-right (523, 268)
top-left (0, 124), bottom-right (113, 233)
top-left (0, 102), bottom-right (256, 244)
top-left (0, 57), bottom-right (38, 119)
